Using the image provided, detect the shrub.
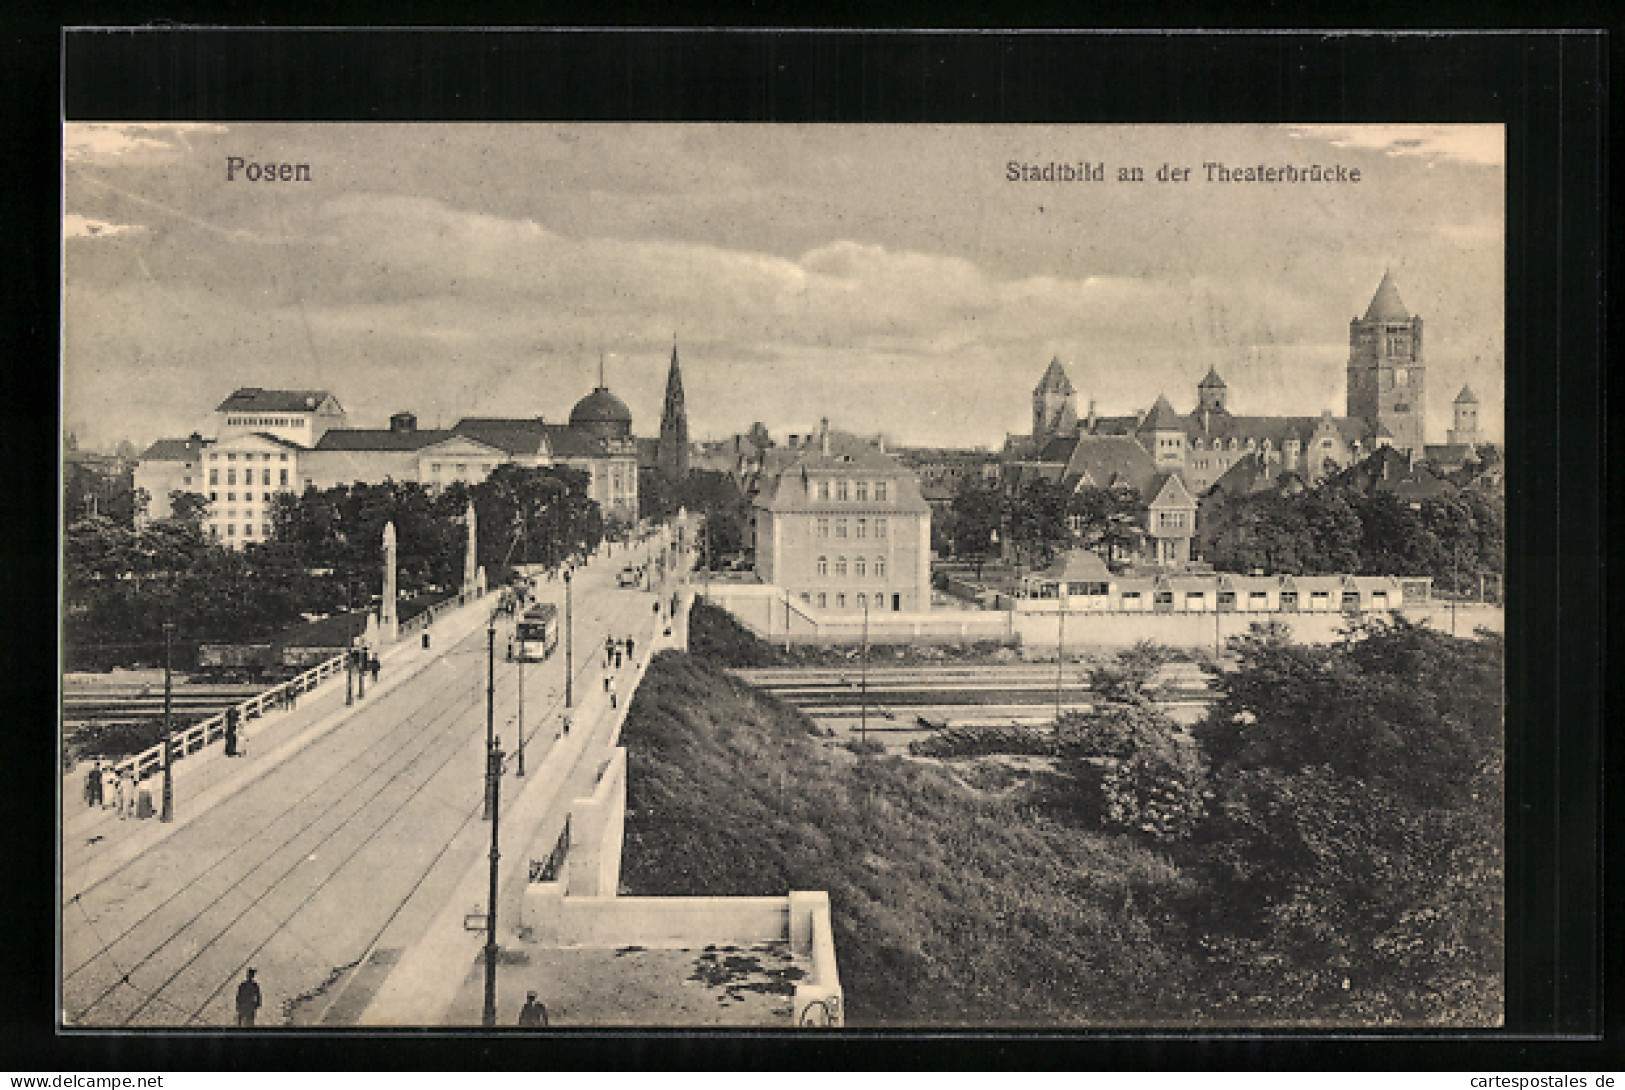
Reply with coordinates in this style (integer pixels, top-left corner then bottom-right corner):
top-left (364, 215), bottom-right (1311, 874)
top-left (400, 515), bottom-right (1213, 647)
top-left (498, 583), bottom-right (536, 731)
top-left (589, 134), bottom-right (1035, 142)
top-left (909, 723), bottom-right (1053, 758)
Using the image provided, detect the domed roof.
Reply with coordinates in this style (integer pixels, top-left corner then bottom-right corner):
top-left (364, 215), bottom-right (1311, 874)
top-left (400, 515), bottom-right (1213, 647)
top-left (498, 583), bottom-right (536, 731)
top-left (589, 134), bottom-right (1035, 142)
top-left (569, 386), bottom-right (632, 427)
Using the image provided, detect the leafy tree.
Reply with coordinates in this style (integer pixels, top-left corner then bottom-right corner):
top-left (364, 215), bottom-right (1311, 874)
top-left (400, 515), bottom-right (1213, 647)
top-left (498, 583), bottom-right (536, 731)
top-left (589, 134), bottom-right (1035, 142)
top-left (471, 463), bottom-right (602, 572)
top-left (1007, 478), bottom-right (1070, 569)
top-left (950, 479), bottom-right (1003, 570)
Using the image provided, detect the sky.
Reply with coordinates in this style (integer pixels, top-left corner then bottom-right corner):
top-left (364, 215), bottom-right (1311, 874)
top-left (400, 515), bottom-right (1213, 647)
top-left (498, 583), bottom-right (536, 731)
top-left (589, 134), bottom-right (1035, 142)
top-left (62, 123), bottom-right (1504, 452)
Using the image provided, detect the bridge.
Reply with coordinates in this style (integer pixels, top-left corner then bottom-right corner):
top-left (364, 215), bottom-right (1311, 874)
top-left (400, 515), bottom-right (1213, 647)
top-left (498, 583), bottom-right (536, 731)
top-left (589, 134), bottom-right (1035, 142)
top-left (60, 523), bottom-right (843, 1028)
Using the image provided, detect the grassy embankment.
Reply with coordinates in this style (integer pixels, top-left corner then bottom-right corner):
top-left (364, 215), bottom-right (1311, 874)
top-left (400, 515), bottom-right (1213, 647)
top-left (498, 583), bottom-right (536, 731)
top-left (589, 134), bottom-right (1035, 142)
top-left (618, 603), bottom-right (1503, 1028)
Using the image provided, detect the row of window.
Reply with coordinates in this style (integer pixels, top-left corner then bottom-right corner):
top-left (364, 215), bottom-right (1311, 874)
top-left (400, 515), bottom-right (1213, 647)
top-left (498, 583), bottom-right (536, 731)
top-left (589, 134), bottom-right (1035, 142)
top-left (210, 468), bottom-right (291, 486)
top-left (813, 556), bottom-right (886, 578)
top-left (209, 491), bottom-right (283, 504)
top-left (814, 517), bottom-right (888, 539)
top-left (810, 479), bottom-right (890, 502)
top-left (799, 591), bottom-right (895, 610)
top-left (208, 522), bottom-right (273, 539)
top-left (226, 416), bottom-right (305, 428)
top-left (209, 451), bottom-right (290, 462)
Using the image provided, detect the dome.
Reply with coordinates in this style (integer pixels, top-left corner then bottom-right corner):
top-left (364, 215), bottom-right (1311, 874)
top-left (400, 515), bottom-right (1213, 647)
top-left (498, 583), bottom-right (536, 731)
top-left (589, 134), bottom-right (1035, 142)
top-left (570, 386), bottom-right (633, 440)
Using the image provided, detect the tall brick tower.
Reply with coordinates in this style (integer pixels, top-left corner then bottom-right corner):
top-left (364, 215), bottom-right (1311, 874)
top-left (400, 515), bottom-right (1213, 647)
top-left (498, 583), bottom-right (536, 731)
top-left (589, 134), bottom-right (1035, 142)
top-left (658, 342), bottom-right (689, 480)
top-left (1347, 271), bottom-right (1427, 456)
top-left (1032, 357), bottom-right (1077, 446)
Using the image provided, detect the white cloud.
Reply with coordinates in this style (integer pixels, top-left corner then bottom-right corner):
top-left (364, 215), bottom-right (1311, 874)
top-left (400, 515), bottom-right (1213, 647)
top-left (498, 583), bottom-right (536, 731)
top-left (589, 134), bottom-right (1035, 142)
top-left (1289, 124), bottom-right (1504, 167)
top-left (63, 214), bottom-right (146, 239)
top-left (64, 123), bottom-right (230, 163)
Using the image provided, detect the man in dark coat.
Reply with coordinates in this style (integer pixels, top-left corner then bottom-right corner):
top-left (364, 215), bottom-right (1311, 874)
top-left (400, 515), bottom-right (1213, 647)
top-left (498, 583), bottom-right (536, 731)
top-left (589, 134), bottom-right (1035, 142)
top-left (517, 991), bottom-right (548, 1026)
top-left (235, 968), bottom-right (262, 1026)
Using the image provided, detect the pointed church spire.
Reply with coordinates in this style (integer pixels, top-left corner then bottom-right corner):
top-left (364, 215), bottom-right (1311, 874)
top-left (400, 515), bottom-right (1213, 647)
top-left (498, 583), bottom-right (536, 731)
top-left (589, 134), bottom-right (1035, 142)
top-left (1363, 270), bottom-right (1410, 322)
top-left (659, 341), bottom-right (689, 480)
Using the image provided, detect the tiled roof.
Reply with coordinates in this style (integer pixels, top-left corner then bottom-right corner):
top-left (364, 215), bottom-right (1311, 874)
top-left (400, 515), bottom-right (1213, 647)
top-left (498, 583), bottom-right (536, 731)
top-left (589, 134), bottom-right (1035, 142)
top-left (314, 428), bottom-right (455, 451)
top-left (1137, 393), bottom-right (1183, 433)
top-left (139, 438), bottom-right (202, 462)
top-left (1061, 435), bottom-right (1157, 496)
top-left (753, 432), bottom-right (931, 514)
top-left (1033, 549), bottom-right (1113, 584)
top-left (1197, 366), bottom-right (1227, 389)
top-left (1034, 356), bottom-right (1074, 396)
top-left (216, 388), bottom-right (338, 413)
top-left (1455, 385), bottom-right (1479, 404)
top-left (1208, 451), bottom-right (1276, 496)
top-left (1363, 271), bottom-right (1410, 322)
top-left (1147, 472), bottom-right (1195, 508)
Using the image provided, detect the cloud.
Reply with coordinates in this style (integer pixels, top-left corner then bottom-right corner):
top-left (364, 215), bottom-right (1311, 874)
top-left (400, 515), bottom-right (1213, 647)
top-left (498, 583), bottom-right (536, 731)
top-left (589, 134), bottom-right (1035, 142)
top-left (63, 214), bottom-right (146, 239)
top-left (1288, 124), bottom-right (1504, 167)
top-left (64, 123), bottom-right (230, 163)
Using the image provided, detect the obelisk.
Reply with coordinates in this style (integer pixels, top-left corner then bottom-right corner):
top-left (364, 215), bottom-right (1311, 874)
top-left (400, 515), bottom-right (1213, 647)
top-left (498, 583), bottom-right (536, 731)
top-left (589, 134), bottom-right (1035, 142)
top-left (464, 500), bottom-right (479, 599)
top-left (381, 521), bottom-right (399, 643)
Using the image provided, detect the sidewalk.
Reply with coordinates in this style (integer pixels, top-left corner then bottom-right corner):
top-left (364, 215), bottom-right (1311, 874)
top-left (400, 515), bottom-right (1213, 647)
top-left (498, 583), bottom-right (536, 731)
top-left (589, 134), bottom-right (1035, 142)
top-left (355, 569), bottom-right (684, 1025)
top-left (61, 591), bottom-right (499, 901)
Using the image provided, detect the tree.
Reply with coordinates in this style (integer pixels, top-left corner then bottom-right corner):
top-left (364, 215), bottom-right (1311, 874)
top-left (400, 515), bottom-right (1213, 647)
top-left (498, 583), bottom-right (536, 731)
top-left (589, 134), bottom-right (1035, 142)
top-left (950, 479), bottom-right (1003, 569)
top-left (472, 463), bottom-right (603, 572)
top-left (1007, 478), bottom-right (1070, 569)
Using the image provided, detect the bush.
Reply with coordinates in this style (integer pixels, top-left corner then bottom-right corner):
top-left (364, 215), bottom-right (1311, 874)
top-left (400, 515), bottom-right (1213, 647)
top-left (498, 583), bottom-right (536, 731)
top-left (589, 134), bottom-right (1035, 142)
top-left (909, 723), bottom-right (1053, 758)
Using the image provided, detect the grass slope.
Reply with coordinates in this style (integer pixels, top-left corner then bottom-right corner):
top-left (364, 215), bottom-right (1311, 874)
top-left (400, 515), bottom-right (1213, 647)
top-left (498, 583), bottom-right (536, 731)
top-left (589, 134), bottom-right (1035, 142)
top-left (619, 651), bottom-right (1201, 1027)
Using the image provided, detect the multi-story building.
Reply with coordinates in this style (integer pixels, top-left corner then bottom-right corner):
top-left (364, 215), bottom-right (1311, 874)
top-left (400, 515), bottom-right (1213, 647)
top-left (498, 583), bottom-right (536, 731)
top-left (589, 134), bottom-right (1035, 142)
top-left (1007, 273), bottom-right (1457, 568)
top-left (136, 375), bottom-right (643, 548)
top-left (752, 424), bottom-right (932, 613)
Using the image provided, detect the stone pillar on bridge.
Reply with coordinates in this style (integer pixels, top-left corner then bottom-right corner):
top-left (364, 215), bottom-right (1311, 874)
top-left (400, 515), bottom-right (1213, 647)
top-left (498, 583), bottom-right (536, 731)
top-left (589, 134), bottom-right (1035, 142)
top-left (462, 500), bottom-right (479, 599)
top-left (380, 520), bottom-right (399, 644)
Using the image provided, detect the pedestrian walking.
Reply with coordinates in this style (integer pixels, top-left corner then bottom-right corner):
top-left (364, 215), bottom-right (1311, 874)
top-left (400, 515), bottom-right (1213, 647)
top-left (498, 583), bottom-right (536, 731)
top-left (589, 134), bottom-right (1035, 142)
top-left (114, 769), bottom-right (131, 819)
top-left (288, 684), bottom-right (298, 711)
top-left (608, 676), bottom-right (617, 710)
top-left (614, 647), bottom-right (623, 669)
top-left (603, 636), bottom-right (614, 668)
top-left (85, 761), bottom-right (102, 809)
top-left (369, 653), bottom-right (381, 684)
top-left (235, 968), bottom-right (262, 1027)
top-left (422, 630), bottom-right (432, 650)
top-left (224, 706), bottom-right (240, 757)
top-left (603, 675), bottom-right (611, 694)
top-left (626, 637), bottom-right (635, 661)
top-left (101, 764), bottom-right (118, 810)
top-left (517, 991), bottom-right (549, 1026)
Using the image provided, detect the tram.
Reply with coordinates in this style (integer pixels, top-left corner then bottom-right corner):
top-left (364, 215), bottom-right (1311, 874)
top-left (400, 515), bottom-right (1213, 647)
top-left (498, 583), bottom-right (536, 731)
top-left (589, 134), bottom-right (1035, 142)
top-left (511, 602), bottom-right (561, 662)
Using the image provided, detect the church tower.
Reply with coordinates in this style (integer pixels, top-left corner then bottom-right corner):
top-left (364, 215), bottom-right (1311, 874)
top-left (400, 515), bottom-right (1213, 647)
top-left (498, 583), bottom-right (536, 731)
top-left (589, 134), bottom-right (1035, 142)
top-left (1196, 366), bottom-right (1228, 414)
top-left (1032, 357), bottom-right (1077, 446)
top-left (658, 342), bottom-right (689, 480)
top-left (1347, 271), bottom-right (1427, 455)
top-left (1448, 384), bottom-right (1479, 447)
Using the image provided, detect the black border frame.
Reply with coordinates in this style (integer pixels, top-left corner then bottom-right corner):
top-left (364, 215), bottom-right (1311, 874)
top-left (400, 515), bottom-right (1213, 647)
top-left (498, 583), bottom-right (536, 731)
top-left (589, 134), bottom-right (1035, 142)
top-left (5, 23), bottom-right (1610, 1072)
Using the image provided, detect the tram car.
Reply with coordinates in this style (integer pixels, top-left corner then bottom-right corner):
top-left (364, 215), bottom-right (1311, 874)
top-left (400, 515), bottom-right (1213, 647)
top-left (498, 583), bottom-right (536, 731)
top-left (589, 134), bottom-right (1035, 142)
top-left (510, 602), bottom-right (561, 662)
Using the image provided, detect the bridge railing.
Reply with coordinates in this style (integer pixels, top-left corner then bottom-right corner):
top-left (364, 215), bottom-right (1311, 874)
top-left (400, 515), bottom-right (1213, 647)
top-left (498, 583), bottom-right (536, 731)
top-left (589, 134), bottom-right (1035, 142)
top-left (115, 652), bottom-right (348, 783)
top-left (398, 593), bottom-right (466, 638)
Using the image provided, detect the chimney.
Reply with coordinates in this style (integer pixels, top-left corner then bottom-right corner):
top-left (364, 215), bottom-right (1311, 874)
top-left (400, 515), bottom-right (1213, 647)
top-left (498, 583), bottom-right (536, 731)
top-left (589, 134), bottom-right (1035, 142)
top-left (390, 411), bottom-right (417, 434)
top-left (877, 434), bottom-right (887, 454)
top-left (820, 417), bottom-right (830, 456)
top-left (1086, 399), bottom-right (1097, 428)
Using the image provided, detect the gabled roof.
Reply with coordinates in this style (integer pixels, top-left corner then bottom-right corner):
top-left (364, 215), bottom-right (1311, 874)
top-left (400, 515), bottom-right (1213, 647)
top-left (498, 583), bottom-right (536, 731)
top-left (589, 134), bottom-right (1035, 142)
top-left (1033, 549), bottom-right (1113, 584)
top-left (1363, 271), bottom-right (1410, 322)
top-left (1207, 451), bottom-right (1277, 497)
top-left (1062, 435), bottom-right (1157, 496)
top-left (1034, 356), bottom-right (1074, 396)
top-left (214, 431), bottom-right (308, 451)
top-left (413, 433), bottom-right (510, 458)
top-left (752, 432), bottom-right (931, 514)
top-left (1146, 472), bottom-right (1195, 509)
top-left (138, 437), bottom-right (204, 462)
top-left (216, 388), bottom-right (340, 414)
top-left (1137, 393), bottom-right (1184, 433)
top-left (451, 417), bottom-right (548, 457)
top-left (1455, 384), bottom-right (1479, 404)
top-left (314, 428), bottom-right (455, 452)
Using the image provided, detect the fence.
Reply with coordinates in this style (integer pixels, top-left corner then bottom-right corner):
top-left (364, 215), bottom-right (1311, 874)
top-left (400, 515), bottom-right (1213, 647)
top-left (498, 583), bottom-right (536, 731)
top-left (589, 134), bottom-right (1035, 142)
top-left (399, 591), bottom-right (468, 638)
top-left (115, 651), bottom-right (348, 783)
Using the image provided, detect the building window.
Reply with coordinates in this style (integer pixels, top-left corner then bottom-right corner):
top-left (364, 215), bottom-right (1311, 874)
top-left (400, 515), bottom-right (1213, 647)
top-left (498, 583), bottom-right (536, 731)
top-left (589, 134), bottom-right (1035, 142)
top-left (263, 524), bottom-right (272, 538)
top-left (817, 593), bottom-right (826, 608)
top-left (875, 518), bottom-right (887, 538)
top-left (227, 492), bottom-right (236, 503)
top-left (483, 463), bottom-right (493, 473)
top-left (183, 477), bottom-right (191, 486)
top-left (226, 524), bottom-right (235, 536)
top-left (456, 464), bottom-right (467, 476)
top-left (835, 557), bottom-right (847, 576)
top-left (855, 557), bottom-right (866, 577)
top-left (280, 469), bottom-right (289, 486)
top-left (855, 481), bottom-right (868, 501)
top-left (856, 519), bottom-right (867, 538)
top-left (801, 593), bottom-right (811, 604)
top-left (431, 463), bottom-right (441, 473)
top-left (209, 469), bottom-right (219, 485)
top-left (875, 557), bottom-right (886, 577)
top-left (262, 469), bottom-right (270, 485)
top-left (857, 593), bottom-right (867, 609)
top-left (817, 556), bottom-right (827, 576)
top-left (817, 518), bottom-right (829, 537)
top-left (818, 481), bottom-right (830, 500)
top-left (209, 453), bottom-right (218, 462)
top-left (227, 454), bottom-right (236, 462)
top-left (835, 481), bottom-right (848, 501)
top-left (1393, 403), bottom-right (1410, 413)
top-left (836, 593), bottom-right (846, 609)
top-left (875, 482), bottom-right (888, 502)
top-left (280, 453), bottom-right (288, 461)
top-left (835, 519), bottom-right (847, 538)
top-left (226, 469), bottom-right (236, 486)
top-left (209, 491), bottom-right (217, 501)
top-left (244, 524), bottom-right (253, 537)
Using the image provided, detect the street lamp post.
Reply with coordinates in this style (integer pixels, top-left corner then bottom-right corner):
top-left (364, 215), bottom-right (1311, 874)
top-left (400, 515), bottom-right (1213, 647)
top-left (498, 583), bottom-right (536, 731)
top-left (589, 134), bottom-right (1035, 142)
top-left (480, 741), bottom-right (504, 1027)
top-left (1055, 598), bottom-right (1066, 724)
top-left (564, 568), bottom-right (573, 709)
top-left (483, 621), bottom-right (496, 821)
top-left (516, 643), bottom-right (525, 778)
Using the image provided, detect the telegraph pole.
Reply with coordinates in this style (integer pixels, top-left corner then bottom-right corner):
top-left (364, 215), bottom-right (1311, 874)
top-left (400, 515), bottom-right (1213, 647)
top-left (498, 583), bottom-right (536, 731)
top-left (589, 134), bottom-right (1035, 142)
top-left (160, 621), bottom-right (174, 823)
top-left (860, 599), bottom-right (870, 748)
top-left (1055, 602), bottom-right (1066, 724)
top-left (481, 741), bottom-right (504, 1027)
